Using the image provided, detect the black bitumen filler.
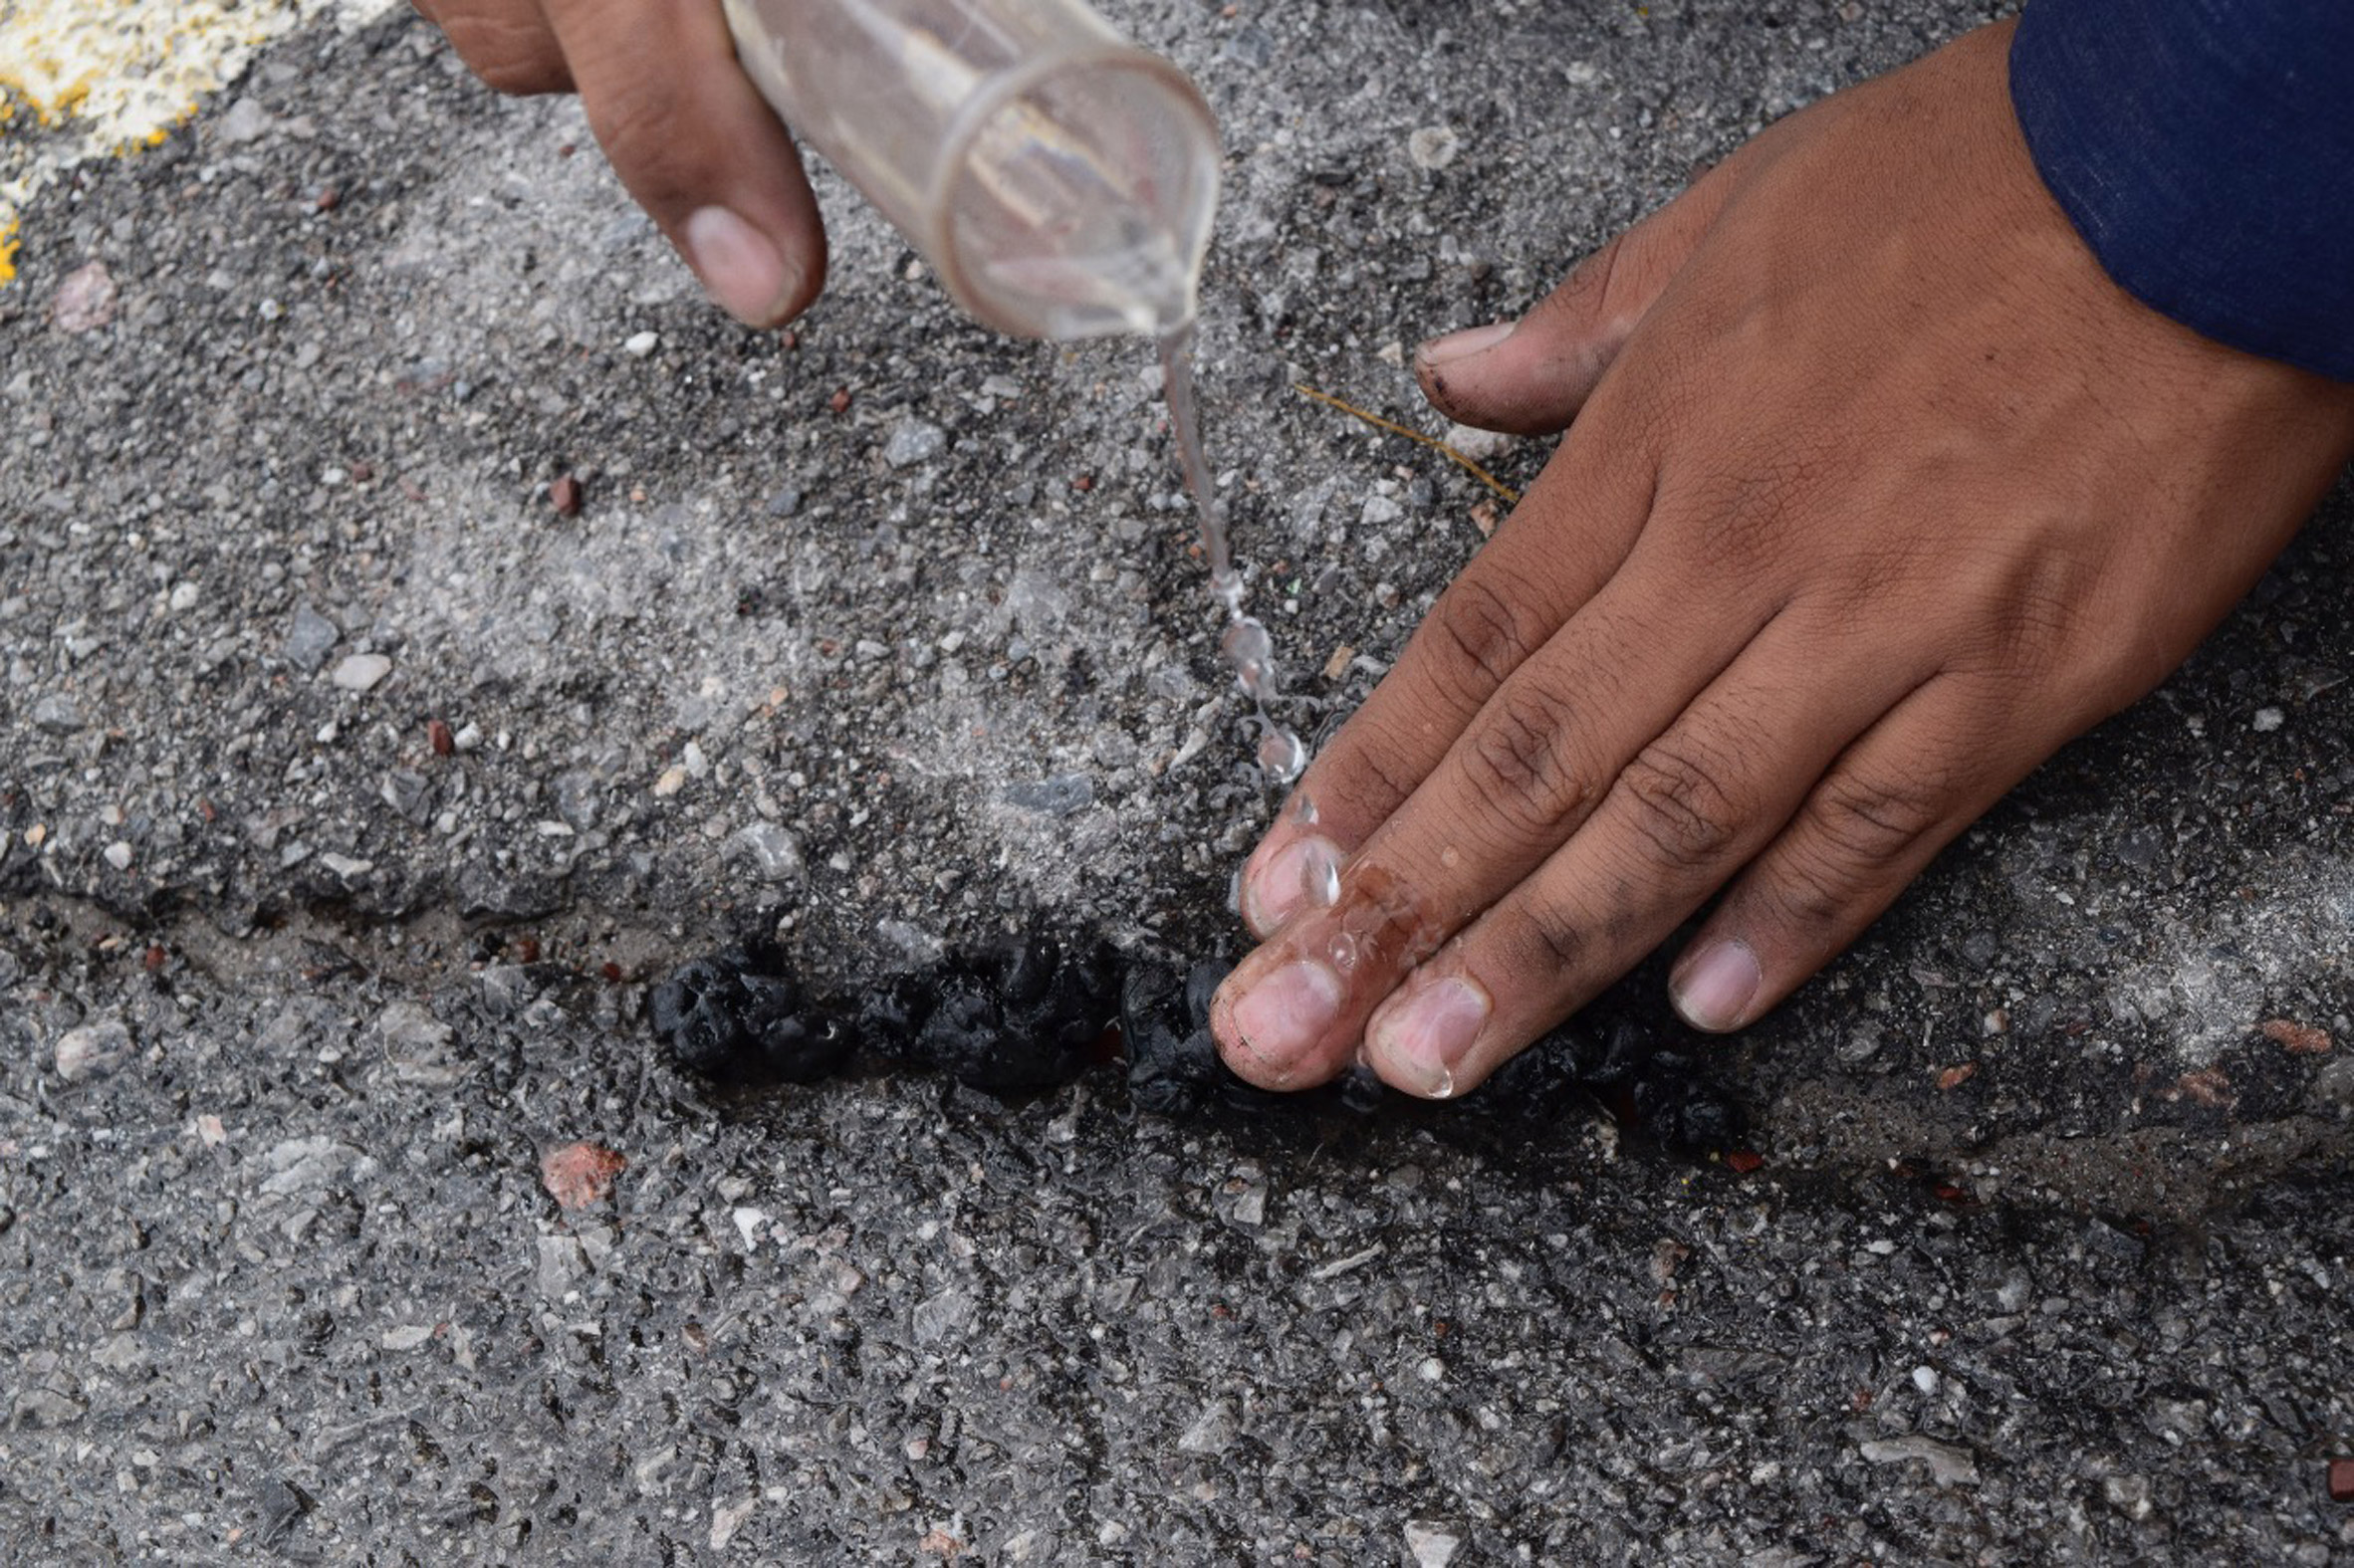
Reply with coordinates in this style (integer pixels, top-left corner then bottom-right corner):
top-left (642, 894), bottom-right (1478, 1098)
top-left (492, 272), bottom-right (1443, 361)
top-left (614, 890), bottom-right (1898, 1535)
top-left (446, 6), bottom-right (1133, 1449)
top-left (649, 933), bottom-right (1746, 1151)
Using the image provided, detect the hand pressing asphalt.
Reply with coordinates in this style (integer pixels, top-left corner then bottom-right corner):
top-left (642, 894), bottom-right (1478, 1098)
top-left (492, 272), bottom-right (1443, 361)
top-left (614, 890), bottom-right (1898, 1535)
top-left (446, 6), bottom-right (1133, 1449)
top-left (1213, 21), bottom-right (2354, 1099)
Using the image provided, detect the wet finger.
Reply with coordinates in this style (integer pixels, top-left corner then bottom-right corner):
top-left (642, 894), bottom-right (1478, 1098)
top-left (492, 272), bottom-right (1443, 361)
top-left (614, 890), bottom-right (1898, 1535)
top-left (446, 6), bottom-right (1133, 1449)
top-left (1218, 534), bottom-right (1771, 1092)
top-left (1237, 407), bottom-right (1659, 938)
top-left (1358, 609), bottom-right (1923, 1095)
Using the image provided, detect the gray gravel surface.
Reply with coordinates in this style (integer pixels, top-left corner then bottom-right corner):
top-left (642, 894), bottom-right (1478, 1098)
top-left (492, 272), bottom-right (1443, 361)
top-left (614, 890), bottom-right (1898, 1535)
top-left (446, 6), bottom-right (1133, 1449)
top-left (3, 0), bottom-right (2351, 1559)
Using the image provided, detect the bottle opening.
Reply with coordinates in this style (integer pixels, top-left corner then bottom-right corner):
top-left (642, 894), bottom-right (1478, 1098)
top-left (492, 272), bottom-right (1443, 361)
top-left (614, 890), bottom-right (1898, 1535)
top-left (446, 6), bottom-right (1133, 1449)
top-left (942, 56), bottom-right (1220, 339)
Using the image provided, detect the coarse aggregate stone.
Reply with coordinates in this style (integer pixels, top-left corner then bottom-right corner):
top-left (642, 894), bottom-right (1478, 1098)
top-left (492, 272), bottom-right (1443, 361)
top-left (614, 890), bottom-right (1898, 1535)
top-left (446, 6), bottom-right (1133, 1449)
top-left (2, 0), bottom-right (2351, 1558)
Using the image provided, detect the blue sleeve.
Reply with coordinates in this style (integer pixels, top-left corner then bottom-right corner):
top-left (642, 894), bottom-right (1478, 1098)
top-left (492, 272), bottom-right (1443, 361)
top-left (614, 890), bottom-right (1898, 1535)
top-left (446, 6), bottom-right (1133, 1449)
top-left (2008, 0), bottom-right (2354, 382)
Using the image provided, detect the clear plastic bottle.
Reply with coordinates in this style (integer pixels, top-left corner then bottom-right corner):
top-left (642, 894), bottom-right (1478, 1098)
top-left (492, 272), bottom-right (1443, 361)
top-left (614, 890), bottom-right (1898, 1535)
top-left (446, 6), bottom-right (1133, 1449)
top-left (722, 0), bottom-right (1222, 340)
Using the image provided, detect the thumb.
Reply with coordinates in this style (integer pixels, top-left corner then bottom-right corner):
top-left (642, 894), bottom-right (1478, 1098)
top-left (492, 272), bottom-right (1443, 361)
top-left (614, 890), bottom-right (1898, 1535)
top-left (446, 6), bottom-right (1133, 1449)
top-left (1415, 166), bottom-right (1732, 435)
top-left (550, 0), bottom-right (826, 328)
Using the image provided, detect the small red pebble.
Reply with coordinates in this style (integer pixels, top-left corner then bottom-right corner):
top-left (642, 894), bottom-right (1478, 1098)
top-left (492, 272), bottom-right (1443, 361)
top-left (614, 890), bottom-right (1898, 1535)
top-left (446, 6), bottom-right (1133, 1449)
top-left (1933, 1183), bottom-right (1973, 1205)
top-left (558, 141), bottom-right (577, 157)
top-left (1725, 1149), bottom-right (1764, 1175)
top-left (428, 719), bottom-right (454, 757)
top-left (549, 475), bottom-right (583, 517)
top-left (1937, 1063), bottom-right (1980, 1092)
top-left (517, 937), bottom-right (542, 964)
top-left (2174, 1068), bottom-right (2235, 1108)
top-left (143, 945), bottom-right (167, 973)
top-left (315, 187), bottom-right (340, 212)
top-left (2330, 1457), bottom-right (2354, 1501)
top-left (600, 961), bottom-right (624, 983)
top-left (827, 386), bottom-right (852, 415)
top-left (540, 1142), bottom-right (625, 1211)
top-left (1071, 473), bottom-right (1093, 492)
top-left (2261, 1018), bottom-right (2333, 1055)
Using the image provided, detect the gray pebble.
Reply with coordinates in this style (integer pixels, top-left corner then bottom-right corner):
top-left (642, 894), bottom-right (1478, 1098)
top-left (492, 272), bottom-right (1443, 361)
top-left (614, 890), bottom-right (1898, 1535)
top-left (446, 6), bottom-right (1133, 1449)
top-left (31, 694), bottom-right (81, 734)
top-left (1405, 1523), bottom-right (1462, 1568)
top-left (373, 1002), bottom-right (463, 1085)
top-left (883, 421), bottom-right (948, 469)
top-left (1177, 1400), bottom-right (1237, 1456)
top-left (1223, 25), bottom-right (1277, 68)
top-left (729, 820), bottom-right (805, 882)
top-left (1408, 125), bottom-right (1462, 170)
top-left (259, 1136), bottom-right (350, 1196)
top-left (1859, 1435), bottom-right (1981, 1488)
top-left (54, 1018), bottom-right (132, 1082)
top-left (330, 653), bottom-right (391, 692)
top-left (912, 1290), bottom-right (975, 1345)
top-left (283, 604), bottom-right (340, 672)
top-left (216, 97), bottom-right (275, 145)
top-left (1003, 775), bottom-right (1095, 816)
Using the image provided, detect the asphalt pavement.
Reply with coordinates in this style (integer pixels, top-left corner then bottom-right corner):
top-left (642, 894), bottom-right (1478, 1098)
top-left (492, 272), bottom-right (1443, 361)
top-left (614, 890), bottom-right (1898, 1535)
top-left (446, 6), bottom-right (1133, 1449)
top-left (3, 1), bottom-right (2350, 1560)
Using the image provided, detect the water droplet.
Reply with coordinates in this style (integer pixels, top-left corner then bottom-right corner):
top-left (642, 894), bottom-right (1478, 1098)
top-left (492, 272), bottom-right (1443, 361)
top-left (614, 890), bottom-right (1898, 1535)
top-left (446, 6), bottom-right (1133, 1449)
top-left (1257, 726), bottom-right (1307, 783)
top-left (1299, 839), bottom-right (1342, 908)
top-left (1221, 617), bottom-right (1271, 666)
top-left (1163, 327), bottom-right (1308, 787)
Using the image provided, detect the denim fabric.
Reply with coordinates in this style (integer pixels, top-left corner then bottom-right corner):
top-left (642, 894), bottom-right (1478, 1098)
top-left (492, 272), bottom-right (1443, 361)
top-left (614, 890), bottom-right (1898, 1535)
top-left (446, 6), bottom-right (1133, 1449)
top-left (2010, 0), bottom-right (2354, 381)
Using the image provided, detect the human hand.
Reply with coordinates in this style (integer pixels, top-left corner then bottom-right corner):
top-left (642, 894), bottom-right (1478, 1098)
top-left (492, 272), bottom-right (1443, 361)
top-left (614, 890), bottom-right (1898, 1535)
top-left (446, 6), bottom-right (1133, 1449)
top-left (413, 0), bottom-right (825, 327)
top-left (1213, 20), bottom-right (2354, 1098)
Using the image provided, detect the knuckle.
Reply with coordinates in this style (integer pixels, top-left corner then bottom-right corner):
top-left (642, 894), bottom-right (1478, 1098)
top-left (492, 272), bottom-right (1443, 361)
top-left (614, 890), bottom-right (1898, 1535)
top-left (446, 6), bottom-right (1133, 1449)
top-left (1808, 767), bottom-right (1944, 873)
top-left (1615, 735), bottom-right (1746, 870)
top-left (583, 76), bottom-right (699, 196)
top-left (1762, 846), bottom-right (1850, 935)
top-left (1551, 232), bottom-right (1626, 324)
top-left (1462, 681), bottom-right (1595, 838)
top-left (1497, 902), bottom-right (1589, 980)
top-left (1422, 574), bottom-right (1540, 703)
top-left (436, 13), bottom-right (570, 97)
top-left (1312, 736), bottom-right (1419, 826)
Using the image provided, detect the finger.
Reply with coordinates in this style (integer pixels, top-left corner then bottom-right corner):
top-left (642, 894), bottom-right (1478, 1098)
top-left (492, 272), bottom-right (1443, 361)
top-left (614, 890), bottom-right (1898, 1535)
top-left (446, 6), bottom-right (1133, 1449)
top-left (1356, 614), bottom-right (1930, 1096)
top-left (548, 0), bottom-right (827, 327)
top-left (1236, 401), bottom-right (1660, 939)
top-left (1666, 677), bottom-right (2051, 1033)
top-left (1413, 159), bottom-right (1738, 437)
top-left (413, 0), bottom-right (573, 95)
top-left (1217, 542), bottom-right (1775, 1092)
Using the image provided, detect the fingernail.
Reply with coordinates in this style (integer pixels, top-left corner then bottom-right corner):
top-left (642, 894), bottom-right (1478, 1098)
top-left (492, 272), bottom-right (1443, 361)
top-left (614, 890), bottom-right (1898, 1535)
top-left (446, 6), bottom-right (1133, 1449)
top-left (1415, 321), bottom-right (1515, 368)
top-left (1230, 959), bottom-right (1345, 1075)
top-left (1370, 975), bottom-right (1489, 1098)
top-left (1242, 834), bottom-right (1343, 936)
top-left (1672, 939), bottom-right (1761, 1032)
top-left (684, 206), bottom-right (802, 328)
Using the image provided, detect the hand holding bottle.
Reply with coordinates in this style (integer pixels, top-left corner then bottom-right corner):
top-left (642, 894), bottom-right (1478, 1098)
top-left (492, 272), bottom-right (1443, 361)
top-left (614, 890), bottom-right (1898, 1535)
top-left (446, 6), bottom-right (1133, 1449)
top-left (415, 0), bottom-right (1216, 339)
top-left (413, 0), bottom-right (828, 328)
